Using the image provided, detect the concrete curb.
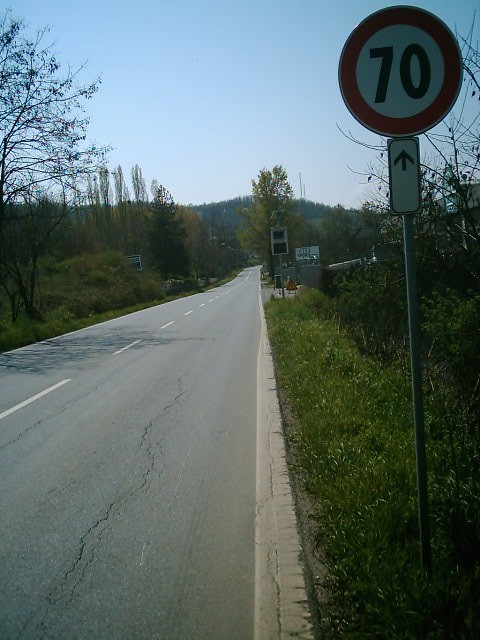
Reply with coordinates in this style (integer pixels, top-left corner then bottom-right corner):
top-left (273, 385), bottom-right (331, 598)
top-left (255, 293), bottom-right (314, 640)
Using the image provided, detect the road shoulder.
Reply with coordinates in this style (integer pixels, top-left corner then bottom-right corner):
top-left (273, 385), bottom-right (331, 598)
top-left (255, 291), bottom-right (314, 640)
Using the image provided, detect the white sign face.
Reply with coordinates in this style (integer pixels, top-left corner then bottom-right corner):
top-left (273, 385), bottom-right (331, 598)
top-left (339, 6), bottom-right (462, 136)
top-left (295, 246), bottom-right (320, 261)
top-left (388, 137), bottom-right (421, 214)
top-left (356, 26), bottom-right (444, 119)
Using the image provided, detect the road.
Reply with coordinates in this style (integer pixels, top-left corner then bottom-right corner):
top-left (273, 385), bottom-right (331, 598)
top-left (0, 269), bottom-right (262, 639)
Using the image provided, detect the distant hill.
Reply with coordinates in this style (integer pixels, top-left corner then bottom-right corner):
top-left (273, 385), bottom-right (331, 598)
top-left (189, 197), bottom-right (348, 229)
top-left (189, 197), bottom-right (251, 230)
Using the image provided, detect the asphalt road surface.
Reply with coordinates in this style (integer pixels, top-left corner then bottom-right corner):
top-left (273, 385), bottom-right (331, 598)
top-left (0, 268), bottom-right (262, 639)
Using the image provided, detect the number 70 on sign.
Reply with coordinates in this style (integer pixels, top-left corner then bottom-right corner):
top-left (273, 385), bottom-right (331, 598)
top-left (338, 6), bottom-right (462, 137)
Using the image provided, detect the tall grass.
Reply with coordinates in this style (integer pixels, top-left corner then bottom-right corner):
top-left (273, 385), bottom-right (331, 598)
top-left (265, 289), bottom-right (480, 639)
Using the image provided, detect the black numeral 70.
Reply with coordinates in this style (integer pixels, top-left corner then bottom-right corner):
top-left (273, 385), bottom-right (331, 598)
top-left (370, 45), bottom-right (431, 103)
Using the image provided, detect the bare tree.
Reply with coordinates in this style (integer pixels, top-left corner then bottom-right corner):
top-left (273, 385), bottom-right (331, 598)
top-left (113, 165), bottom-right (131, 251)
top-left (0, 11), bottom-right (109, 318)
top-left (338, 19), bottom-right (480, 281)
top-left (131, 164), bottom-right (147, 203)
top-left (113, 165), bottom-right (130, 205)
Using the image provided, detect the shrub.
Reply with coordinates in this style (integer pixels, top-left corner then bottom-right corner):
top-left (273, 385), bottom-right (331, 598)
top-left (331, 263), bottom-right (408, 362)
top-left (422, 290), bottom-right (480, 401)
top-left (37, 251), bottom-right (165, 318)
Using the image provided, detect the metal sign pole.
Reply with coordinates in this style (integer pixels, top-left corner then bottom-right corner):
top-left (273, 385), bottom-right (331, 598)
top-left (271, 224), bottom-right (288, 298)
top-left (339, 4), bottom-right (463, 582)
top-left (402, 214), bottom-right (432, 577)
top-left (279, 254), bottom-right (284, 298)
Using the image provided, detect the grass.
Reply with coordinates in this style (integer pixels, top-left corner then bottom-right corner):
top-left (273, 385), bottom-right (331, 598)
top-left (265, 289), bottom-right (480, 639)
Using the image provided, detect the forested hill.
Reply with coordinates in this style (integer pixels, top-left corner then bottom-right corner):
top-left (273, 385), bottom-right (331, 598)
top-left (189, 197), bottom-right (346, 228)
top-left (189, 197), bottom-right (251, 229)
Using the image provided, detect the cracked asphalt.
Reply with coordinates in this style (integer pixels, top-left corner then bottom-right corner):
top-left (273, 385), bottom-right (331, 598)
top-left (0, 270), bottom-right (261, 639)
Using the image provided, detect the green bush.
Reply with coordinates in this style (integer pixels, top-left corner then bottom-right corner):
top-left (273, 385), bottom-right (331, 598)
top-left (0, 251), bottom-right (168, 351)
top-left (0, 317), bottom-right (36, 352)
top-left (326, 263), bottom-right (408, 362)
top-left (422, 290), bottom-right (480, 400)
top-left (37, 251), bottom-right (165, 318)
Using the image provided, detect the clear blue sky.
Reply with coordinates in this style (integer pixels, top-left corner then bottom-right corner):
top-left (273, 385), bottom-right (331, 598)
top-left (10, 0), bottom-right (478, 207)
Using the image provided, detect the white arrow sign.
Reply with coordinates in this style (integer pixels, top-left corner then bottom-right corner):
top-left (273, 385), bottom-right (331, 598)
top-left (388, 137), bottom-right (421, 214)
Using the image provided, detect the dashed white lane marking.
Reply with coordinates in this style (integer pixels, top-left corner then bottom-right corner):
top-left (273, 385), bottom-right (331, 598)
top-left (113, 339), bottom-right (142, 355)
top-left (115, 281), bottom-right (239, 354)
top-left (0, 379), bottom-right (71, 421)
top-left (139, 542), bottom-right (147, 567)
top-left (0, 279), bottom-right (250, 420)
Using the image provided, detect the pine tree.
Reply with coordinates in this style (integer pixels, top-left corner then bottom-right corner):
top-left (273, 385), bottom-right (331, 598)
top-left (149, 185), bottom-right (190, 279)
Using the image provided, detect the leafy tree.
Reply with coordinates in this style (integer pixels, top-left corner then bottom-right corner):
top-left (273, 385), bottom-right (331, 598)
top-left (148, 185), bottom-right (189, 279)
top-left (177, 205), bottom-right (210, 279)
top-left (317, 206), bottom-right (355, 264)
top-left (0, 12), bottom-right (108, 318)
top-left (237, 165), bottom-right (298, 276)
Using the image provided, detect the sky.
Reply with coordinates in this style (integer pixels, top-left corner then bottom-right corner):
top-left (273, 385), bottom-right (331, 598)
top-left (9, 0), bottom-right (479, 208)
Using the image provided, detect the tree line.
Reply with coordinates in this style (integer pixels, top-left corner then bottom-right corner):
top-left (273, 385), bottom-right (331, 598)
top-left (0, 156), bottom-right (245, 322)
top-left (0, 10), bottom-right (377, 324)
top-left (0, 12), bottom-right (246, 322)
top-left (2, 6), bottom-right (478, 326)
top-left (56, 164), bottom-right (244, 283)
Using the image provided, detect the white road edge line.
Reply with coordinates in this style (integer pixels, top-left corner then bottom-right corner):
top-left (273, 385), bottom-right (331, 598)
top-left (0, 379), bottom-right (71, 421)
top-left (113, 339), bottom-right (142, 355)
top-left (160, 321), bottom-right (176, 329)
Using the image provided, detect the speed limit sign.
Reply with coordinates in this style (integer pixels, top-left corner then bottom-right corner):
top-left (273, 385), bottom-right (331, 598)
top-left (339, 6), bottom-right (463, 136)
top-left (338, 6), bottom-right (463, 577)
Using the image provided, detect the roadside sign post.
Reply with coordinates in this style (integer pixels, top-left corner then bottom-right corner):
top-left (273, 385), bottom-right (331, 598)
top-left (402, 212), bottom-right (431, 571)
top-left (271, 227), bottom-right (289, 298)
top-left (339, 6), bottom-right (463, 577)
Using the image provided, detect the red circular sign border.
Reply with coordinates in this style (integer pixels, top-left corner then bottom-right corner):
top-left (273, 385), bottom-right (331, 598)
top-left (339, 6), bottom-right (463, 136)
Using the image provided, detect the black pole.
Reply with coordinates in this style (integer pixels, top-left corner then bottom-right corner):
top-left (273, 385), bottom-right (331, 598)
top-left (402, 214), bottom-right (432, 578)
